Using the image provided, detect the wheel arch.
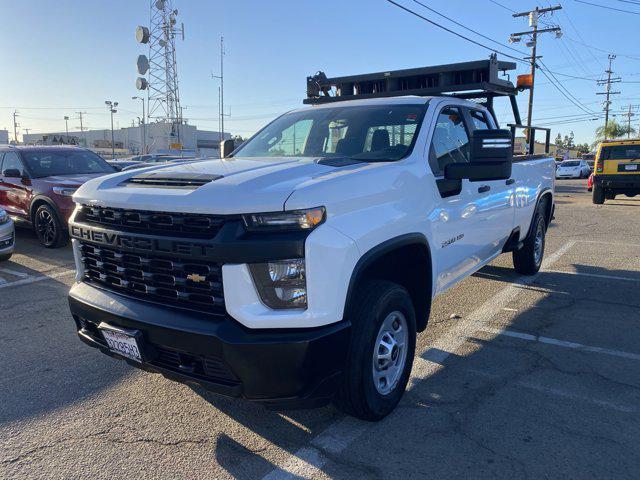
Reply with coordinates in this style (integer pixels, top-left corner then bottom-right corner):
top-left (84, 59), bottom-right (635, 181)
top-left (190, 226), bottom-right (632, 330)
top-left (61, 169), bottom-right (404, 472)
top-left (344, 234), bottom-right (433, 332)
top-left (29, 195), bottom-right (61, 224)
top-left (537, 189), bottom-right (554, 229)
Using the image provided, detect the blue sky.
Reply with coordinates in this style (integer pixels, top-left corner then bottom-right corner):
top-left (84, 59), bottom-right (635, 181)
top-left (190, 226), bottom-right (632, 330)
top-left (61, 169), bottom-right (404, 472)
top-left (2, 0), bottom-right (640, 144)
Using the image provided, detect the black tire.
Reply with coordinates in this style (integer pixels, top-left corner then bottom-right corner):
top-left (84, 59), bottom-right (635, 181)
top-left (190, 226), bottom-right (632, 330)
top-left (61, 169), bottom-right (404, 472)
top-left (513, 209), bottom-right (546, 275)
top-left (335, 280), bottom-right (416, 421)
top-left (592, 186), bottom-right (605, 205)
top-left (34, 204), bottom-right (67, 248)
top-left (0, 253), bottom-right (12, 262)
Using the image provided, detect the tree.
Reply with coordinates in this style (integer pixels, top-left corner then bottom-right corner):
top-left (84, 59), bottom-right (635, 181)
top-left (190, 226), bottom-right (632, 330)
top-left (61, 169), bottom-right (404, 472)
top-left (555, 133), bottom-right (564, 149)
top-left (563, 131), bottom-right (575, 149)
top-left (595, 120), bottom-right (636, 142)
top-left (575, 143), bottom-right (591, 155)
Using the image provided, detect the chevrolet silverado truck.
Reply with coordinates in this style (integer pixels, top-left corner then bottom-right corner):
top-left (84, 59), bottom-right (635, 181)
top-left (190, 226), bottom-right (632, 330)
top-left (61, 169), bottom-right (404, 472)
top-left (68, 58), bottom-right (555, 420)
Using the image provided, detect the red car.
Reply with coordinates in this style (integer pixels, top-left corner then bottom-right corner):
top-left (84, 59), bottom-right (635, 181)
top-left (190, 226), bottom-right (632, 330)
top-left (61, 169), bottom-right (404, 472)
top-left (0, 146), bottom-right (116, 247)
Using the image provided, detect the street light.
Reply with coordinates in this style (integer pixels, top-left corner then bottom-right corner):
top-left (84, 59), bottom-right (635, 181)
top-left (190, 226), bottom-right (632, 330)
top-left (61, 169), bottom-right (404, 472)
top-left (63, 116), bottom-right (69, 143)
top-left (105, 100), bottom-right (118, 159)
top-left (132, 96), bottom-right (146, 154)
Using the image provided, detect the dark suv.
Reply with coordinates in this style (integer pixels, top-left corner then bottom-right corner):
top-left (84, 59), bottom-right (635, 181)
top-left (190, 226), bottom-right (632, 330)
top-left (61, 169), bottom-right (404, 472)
top-left (0, 146), bottom-right (116, 247)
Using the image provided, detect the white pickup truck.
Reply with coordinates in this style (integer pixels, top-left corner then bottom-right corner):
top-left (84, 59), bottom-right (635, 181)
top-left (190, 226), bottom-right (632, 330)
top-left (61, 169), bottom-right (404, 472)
top-left (68, 58), bottom-right (555, 420)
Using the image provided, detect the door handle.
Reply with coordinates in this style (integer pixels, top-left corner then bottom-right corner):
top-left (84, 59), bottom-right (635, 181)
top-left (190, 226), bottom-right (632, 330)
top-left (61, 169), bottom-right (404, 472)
top-left (477, 185), bottom-right (491, 193)
top-left (505, 178), bottom-right (515, 185)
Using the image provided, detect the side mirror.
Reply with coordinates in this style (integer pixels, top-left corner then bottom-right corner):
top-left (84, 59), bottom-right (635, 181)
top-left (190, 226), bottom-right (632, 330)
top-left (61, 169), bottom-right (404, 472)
top-left (221, 139), bottom-right (235, 158)
top-left (2, 168), bottom-right (22, 178)
top-left (445, 129), bottom-right (513, 181)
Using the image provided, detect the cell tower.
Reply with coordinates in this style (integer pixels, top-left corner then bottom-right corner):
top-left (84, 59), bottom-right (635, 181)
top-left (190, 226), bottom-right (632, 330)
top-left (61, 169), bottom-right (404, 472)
top-left (135, 0), bottom-right (184, 146)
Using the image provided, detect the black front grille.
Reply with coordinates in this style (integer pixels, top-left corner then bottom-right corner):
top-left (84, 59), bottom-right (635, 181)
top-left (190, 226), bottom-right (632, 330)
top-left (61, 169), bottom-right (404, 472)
top-left (79, 242), bottom-right (225, 314)
top-left (77, 205), bottom-right (225, 238)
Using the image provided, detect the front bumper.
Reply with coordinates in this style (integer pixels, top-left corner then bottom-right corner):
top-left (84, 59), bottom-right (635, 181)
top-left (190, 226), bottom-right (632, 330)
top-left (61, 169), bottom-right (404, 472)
top-left (0, 220), bottom-right (15, 255)
top-left (69, 282), bottom-right (350, 408)
top-left (593, 174), bottom-right (640, 193)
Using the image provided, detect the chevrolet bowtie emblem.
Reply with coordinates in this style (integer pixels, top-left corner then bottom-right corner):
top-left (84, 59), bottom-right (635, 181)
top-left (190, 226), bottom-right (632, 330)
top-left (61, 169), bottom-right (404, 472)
top-left (187, 273), bottom-right (206, 283)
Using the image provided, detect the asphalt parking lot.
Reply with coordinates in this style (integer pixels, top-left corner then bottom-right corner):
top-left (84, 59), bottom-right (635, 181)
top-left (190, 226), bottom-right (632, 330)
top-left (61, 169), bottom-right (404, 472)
top-left (2, 179), bottom-right (640, 479)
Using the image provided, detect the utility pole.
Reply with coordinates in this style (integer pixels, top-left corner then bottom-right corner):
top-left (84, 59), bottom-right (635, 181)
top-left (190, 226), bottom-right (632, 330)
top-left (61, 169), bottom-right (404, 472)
top-left (12, 110), bottom-right (19, 144)
top-left (212, 36), bottom-right (229, 143)
top-left (76, 111), bottom-right (87, 132)
top-left (132, 96), bottom-right (146, 154)
top-left (620, 104), bottom-right (639, 139)
top-left (105, 100), bottom-right (118, 159)
top-left (64, 116), bottom-right (70, 143)
top-left (510, 5), bottom-right (563, 133)
top-left (596, 55), bottom-right (621, 137)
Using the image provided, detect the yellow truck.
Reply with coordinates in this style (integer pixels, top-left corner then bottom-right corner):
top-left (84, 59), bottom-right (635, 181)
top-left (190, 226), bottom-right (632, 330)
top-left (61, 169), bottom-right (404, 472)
top-left (593, 139), bottom-right (640, 204)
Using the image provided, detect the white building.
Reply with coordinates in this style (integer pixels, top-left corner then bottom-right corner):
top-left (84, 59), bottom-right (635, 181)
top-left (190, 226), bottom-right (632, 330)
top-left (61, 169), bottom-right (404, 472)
top-left (22, 122), bottom-right (230, 158)
top-left (0, 129), bottom-right (8, 144)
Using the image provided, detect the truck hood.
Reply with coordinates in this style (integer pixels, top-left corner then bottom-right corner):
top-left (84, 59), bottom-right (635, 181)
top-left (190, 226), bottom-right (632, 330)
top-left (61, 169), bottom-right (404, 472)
top-left (73, 156), bottom-right (366, 214)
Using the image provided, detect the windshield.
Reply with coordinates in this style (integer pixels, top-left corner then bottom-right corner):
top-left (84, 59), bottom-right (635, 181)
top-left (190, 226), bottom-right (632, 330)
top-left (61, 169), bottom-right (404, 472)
top-left (561, 161), bottom-right (580, 167)
top-left (22, 150), bottom-right (115, 178)
top-left (600, 145), bottom-right (640, 160)
top-left (235, 104), bottom-right (427, 161)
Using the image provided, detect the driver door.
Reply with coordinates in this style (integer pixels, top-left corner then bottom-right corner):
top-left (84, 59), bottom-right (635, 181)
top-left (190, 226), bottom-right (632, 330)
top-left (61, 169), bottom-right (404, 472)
top-left (428, 105), bottom-right (486, 292)
top-left (0, 151), bottom-right (31, 220)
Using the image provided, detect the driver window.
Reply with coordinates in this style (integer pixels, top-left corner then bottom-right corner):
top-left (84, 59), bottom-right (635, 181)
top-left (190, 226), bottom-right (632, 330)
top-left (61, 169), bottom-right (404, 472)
top-left (1, 152), bottom-right (25, 176)
top-left (428, 106), bottom-right (470, 176)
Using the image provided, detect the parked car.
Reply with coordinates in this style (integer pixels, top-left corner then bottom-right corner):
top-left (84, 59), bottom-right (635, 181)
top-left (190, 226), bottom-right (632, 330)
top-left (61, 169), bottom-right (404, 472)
top-left (67, 59), bottom-right (555, 421)
top-left (108, 160), bottom-right (144, 171)
top-left (121, 156), bottom-right (200, 171)
top-left (0, 146), bottom-right (117, 247)
top-left (592, 139), bottom-right (640, 204)
top-left (587, 173), bottom-right (594, 192)
top-left (0, 208), bottom-right (15, 261)
top-left (556, 159), bottom-right (591, 179)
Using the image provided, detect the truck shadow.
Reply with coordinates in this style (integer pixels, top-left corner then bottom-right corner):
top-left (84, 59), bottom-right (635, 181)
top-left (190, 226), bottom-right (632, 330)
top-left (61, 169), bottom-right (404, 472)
top-left (0, 234), bottom-right (128, 426)
top-left (191, 263), bottom-right (640, 479)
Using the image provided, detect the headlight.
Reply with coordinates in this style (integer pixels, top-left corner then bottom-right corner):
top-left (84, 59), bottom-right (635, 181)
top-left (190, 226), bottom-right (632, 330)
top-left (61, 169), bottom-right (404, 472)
top-left (248, 259), bottom-right (307, 309)
top-left (0, 210), bottom-right (8, 225)
top-left (53, 186), bottom-right (78, 197)
top-left (243, 207), bottom-right (325, 231)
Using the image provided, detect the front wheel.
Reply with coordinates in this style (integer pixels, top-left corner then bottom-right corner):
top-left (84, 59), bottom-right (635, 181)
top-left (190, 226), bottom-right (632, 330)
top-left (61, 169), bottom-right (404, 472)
top-left (0, 253), bottom-right (12, 262)
top-left (592, 186), bottom-right (605, 204)
top-left (335, 280), bottom-right (416, 421)
top-left (513, 210), bottom-right (546, 275)
top-left (34, 204), bottom-right (67, 248)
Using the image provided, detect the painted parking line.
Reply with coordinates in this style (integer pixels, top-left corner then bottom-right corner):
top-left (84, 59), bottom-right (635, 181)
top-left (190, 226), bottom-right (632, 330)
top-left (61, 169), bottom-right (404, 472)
top-left (468, 369), bottom-right (637, 413)
top-left (544, 270), bottom-right (640, 283)
top-left (0, 269), bottom-right (75, 290)
top-left (261, 241), bottom-right (577, 480)
top-left (478, 327), bottom-right (640, 362)
top-left (0, 267), bottom-right (31, 278)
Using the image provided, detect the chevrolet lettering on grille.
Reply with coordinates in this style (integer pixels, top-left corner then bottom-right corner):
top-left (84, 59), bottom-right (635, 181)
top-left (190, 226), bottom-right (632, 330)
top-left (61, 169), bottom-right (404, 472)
top-left (70, 224), bottom-right (216, 257)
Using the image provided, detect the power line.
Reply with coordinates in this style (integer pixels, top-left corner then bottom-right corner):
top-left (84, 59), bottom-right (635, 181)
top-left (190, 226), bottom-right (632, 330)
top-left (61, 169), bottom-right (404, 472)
top-left (384, 0), bottom-right (529, 64)
top-left (410, 0), bottom-right (527, 55)
top-left (487, 0), bottom-right (516, 13)
top-left (537, 59), bottom-right (599, 116)
top-left (574, 0), bottom-right (640, 15)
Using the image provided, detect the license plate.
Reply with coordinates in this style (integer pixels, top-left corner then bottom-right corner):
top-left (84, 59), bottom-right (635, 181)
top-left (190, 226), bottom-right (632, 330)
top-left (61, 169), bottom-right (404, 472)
top-left (99, 323), bottom-right (143, 363)
top-left (625, 164), bottom-right (639, 171)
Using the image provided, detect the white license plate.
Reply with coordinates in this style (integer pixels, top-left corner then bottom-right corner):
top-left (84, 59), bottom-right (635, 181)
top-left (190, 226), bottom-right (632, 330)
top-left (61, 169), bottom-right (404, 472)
top-left (625, 164), bottom-right (638, 171)
top-left (99, 323), bottom-right (143, 363)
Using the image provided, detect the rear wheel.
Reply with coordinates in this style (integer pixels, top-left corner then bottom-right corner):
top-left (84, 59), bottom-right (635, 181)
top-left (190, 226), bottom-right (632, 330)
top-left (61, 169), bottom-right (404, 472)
top-left (592, 186), bottom-right (605, 204)
top-left (335, 280), bottom-right (416, 421)
top-left (513, 210), bottom-right (546, 275)
top-left (34, 204), bottom-right (67, 248)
